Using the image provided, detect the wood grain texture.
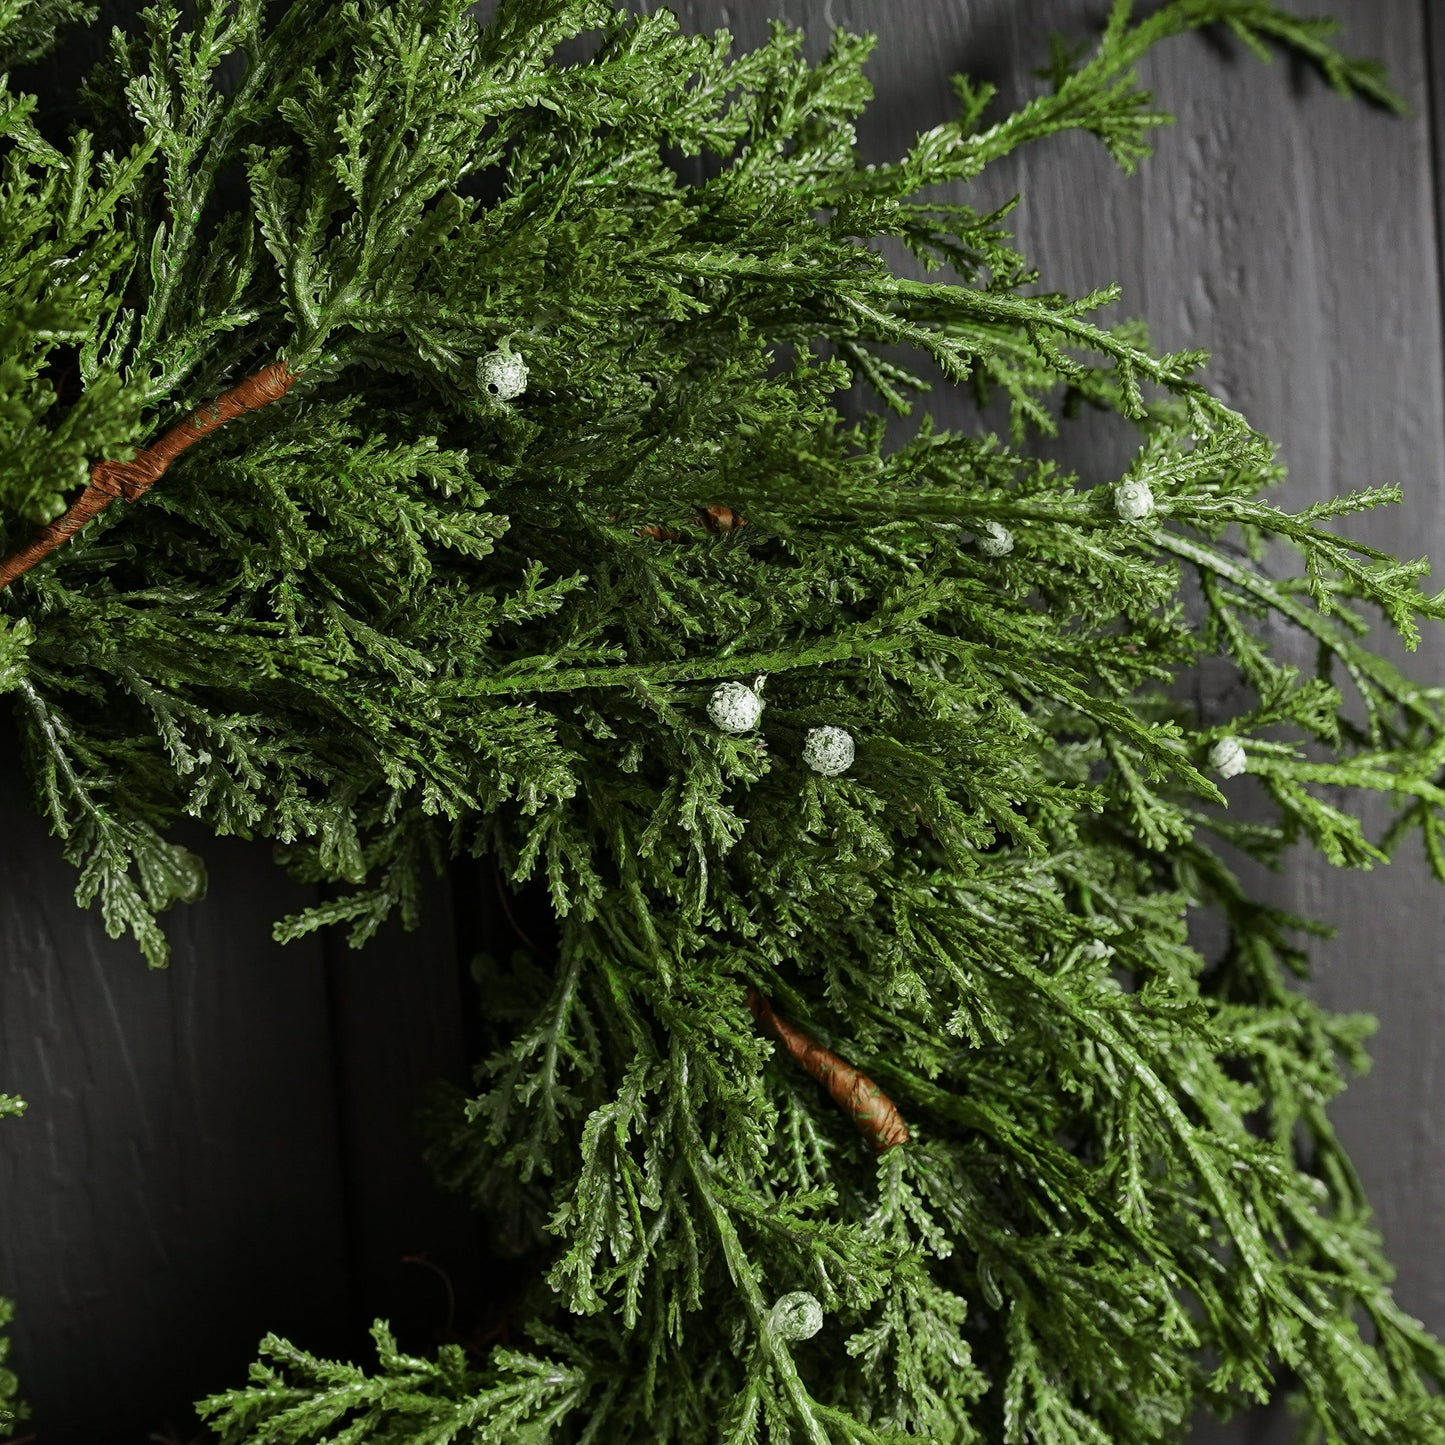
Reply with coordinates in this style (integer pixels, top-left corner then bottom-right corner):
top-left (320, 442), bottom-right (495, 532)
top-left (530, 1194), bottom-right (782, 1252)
top-left (323, 890), bottom-right (484, 1352)
top-left (0, 766), bottom-right (481, 1440)
top-left (1112, 8), bottom-right (1445, 1439)
top-left (646, 2), bottom-right (1445, 1439)
top-left (0, 738), bottom-right (351, 1442)
top-left (0, 0), bottom-right (485, 1397)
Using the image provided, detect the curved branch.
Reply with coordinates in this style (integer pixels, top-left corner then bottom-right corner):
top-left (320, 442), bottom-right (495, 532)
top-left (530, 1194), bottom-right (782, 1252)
top-left (747, 988), bottom-right (910, 1154)
top-left (0, 360), bottom-right (299, 590)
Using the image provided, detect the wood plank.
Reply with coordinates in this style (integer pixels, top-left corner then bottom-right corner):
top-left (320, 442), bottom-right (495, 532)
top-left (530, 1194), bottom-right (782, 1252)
top-left (644, 2), bottom-right (1445, 1440)
top-left (0, 4), bottom-right (1435, 1442)
top-left (3, 8), bottom-right (355, 1432)
top-left (1117, 8), bottom-right (1445, 1440)
top-left (323, 880), bottom-right (484, 1352)
top-left (0, 738), bottom-right (352, 1443)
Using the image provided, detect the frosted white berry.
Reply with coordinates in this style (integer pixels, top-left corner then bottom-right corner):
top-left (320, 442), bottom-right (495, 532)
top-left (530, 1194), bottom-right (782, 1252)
top-left (478, 347), bottom-right (529, 401)
top-left (803, 725), bottom-right (855, 776)
top-left (976, 520), bottom-right (1014, 557)
top-left (767, 1291), bottom-right (824, 1341)
top-left (707, 680), bottom-right (765, 734)
top-left (1114, 478), bottom-right (1155, 522)
top-left (1209, 736), bottom-right (1247, 780)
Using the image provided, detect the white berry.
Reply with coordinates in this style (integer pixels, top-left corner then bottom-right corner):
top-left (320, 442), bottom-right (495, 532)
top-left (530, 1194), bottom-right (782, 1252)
top-left (478, 348), bottom-right (528, 401)
top-left (1114, 478), bottom-right (1155, 522)
top-left (803, 725), bottom-right (855, 776)
top-left (1209, 736), bottom-right (1247, 780)
top-left (767, 1291), bottom-right (823, 1341)
top-left (707, 681), bottom-right (765, 734)
top-left (976, 520), bottom-right (1014, 557)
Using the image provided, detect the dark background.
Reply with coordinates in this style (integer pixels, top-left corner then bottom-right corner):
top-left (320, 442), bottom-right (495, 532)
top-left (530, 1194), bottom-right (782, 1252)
top-left (2, 1), bottom-right (1442, 1440)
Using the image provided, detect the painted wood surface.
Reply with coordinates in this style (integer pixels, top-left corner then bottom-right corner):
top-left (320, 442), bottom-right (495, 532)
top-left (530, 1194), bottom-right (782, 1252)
top-left (1, 1), bottom-right (1442, 1440)
top-left (0, 730), bottom-right (484, 1441)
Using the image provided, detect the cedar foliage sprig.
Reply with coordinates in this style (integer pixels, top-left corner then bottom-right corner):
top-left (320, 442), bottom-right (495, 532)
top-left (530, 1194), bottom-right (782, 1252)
top-left (0, 1298), bottom-right (20, 1442)
top-left (3, 0), bottom-right (1444, 1440)
top-left (0, 1095), bottom-right (23, 1439)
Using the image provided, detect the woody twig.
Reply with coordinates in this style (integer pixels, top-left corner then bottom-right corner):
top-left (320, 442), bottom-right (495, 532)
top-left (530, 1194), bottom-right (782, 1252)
top-left (746, 987), bottom-right (909, 1154)
top-left (0, 360), bottom-right (299, 590)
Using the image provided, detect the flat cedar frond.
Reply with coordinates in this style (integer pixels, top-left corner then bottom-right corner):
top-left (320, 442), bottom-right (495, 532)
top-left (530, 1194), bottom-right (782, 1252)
top-left (1, 0), bottom-right (1443, 1440)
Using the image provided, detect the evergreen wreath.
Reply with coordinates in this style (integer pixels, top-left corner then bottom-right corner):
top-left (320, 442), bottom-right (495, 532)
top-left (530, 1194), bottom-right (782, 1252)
top-left (1, 0), bottom-right (1442, 1439)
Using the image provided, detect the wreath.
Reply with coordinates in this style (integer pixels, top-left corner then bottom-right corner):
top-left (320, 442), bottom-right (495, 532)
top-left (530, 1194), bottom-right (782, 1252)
top-left (2, 1), bottom-right (1441, 1439)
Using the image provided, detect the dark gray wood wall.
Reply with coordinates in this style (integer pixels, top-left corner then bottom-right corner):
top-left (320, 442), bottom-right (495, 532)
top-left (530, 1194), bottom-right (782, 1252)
top-left (1, 1), bottom-right (1442, 1440)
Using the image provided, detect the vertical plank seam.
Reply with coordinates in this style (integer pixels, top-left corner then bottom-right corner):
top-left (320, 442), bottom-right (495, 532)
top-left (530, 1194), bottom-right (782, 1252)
top-left (1422, 0), bottom-right (1445, 461)
top-left (449, 857), bottom-right (489, 1075)
top-left (320, 914), bottom-right (367, 1334)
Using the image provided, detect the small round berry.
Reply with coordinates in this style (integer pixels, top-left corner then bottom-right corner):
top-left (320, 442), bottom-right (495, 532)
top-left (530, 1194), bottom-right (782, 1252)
top-left (767, 1292), bottom-right (824, 1341)
top-left (1114, 478), bottom-right (1155, 522)
top-left (803, 725), bottom-right (855, 776)
top-left (1209, 736), bottom-right (1247, 780)
top-left (976, 520), bottom-right (1014, 557)
top-left (478, 347), bottom-right (528, 401)
top-left (707, 681), bottom-right (765, 734)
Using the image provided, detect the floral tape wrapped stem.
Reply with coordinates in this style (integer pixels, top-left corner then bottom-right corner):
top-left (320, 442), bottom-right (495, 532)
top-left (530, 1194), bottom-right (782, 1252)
top-left (0, 360), bottom-right (299, 589)
top-left (746, 987), bottom-right (909, 1153)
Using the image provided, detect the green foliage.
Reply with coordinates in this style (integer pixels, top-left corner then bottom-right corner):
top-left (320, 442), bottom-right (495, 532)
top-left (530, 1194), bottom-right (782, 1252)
top-left (3, 0), bottom-right (1444, 1440)
top-left (197, 1322), bottom-right (606, 1444)
top-left (0, 0), bottom-right (92, 69)
top-left (0, 1095), bottom-right (22, 1437)
top-left (0, 1298), bottom-right (21, 1441)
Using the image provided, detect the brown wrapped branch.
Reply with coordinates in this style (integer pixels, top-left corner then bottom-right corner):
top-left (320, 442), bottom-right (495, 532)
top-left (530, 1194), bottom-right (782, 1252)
top-left (0, 360), bottom-right (299, 590)
top-left (699, 503), bottom-right (745, 534)
top-left (747, 987), bottom-right (909, 1154)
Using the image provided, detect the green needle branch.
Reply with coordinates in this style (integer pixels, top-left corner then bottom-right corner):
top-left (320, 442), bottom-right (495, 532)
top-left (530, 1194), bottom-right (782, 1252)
top-left (0, 0), bottom-right (1441, 1440)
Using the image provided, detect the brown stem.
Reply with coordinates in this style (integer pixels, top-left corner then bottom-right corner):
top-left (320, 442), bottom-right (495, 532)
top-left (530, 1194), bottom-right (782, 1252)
top-left (746, 987), bottom-right (909, 1154)
top-left (0, 360), bottom-right (299, 590)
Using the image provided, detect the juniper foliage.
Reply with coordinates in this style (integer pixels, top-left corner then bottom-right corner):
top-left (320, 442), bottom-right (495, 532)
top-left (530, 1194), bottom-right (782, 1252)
top-left (0, 1094), bottom-right (21, 1438)
top-left (2, 0), bottom-right (1443, 1440)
